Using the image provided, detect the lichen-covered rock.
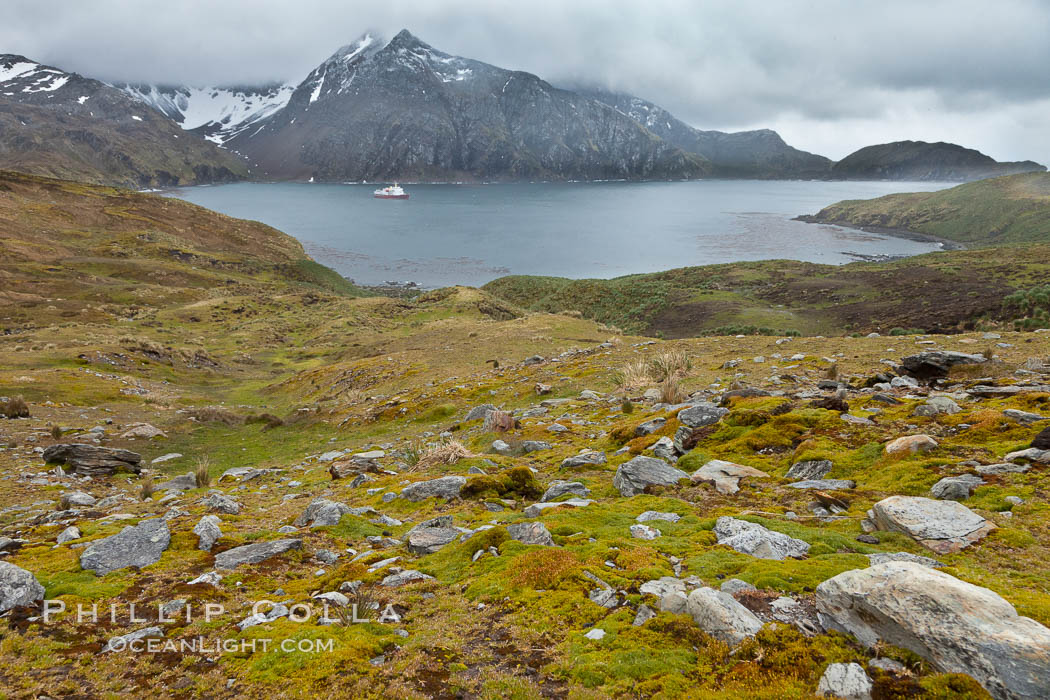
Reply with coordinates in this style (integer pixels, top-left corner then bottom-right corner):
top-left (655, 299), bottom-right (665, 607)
top-left (901, 351), bottom-right (985, 379)
top-left (870, 496), bottom-right (995, 554)
top-left (158, 472), bottom-right (197, 492)
top-left (60, 490), bottom-right (97, 509)
top-left (817, 562), bottom-right (1050, 700)
top-left (691, 459), bottom-right (768, 495)
top-left (786, 459), bottom-right (833, 481)
top-left (0, 561), bottom-right (44, 612)
top-left (399, 476), bottom-right (466, 502)
top-left (202, 492), bottom-right (241, 515)
top-left (214, 538), bottom-right (302, 570)
top-left (913, 396), bottom-right (962, 417)
top-left (686, 587), bottom-right (764, 645)
top-left (613, 456), bottom-right (688, 497)
top-left (80, 518), bottom-right (170, 575)
top-left (507, 521), bottom-right (554, 546)
top-left (714, 516), bottom-right (810, 560)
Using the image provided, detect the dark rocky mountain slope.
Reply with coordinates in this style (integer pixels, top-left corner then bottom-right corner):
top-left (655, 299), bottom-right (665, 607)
top-left (577, 88), bottom-right (832, 178)
top-left (225, 31), bottom-right (711, 182)
top-left (0, 54), bottom-right (248, 187)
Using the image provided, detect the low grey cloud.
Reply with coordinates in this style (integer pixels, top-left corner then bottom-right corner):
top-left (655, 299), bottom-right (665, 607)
top-left (2, 0), bottom-right (1048, 162)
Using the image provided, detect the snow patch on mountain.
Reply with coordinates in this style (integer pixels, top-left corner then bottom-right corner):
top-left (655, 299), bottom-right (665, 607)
top-left (118, 83), bottom-right (295, 144)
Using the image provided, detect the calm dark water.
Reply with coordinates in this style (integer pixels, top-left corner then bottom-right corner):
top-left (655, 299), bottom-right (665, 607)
top-left (170, 180), bottom-right (948, 287)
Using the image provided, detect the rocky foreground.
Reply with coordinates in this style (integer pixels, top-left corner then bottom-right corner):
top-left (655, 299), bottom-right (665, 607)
top-left (3, 328), bottom-right (1050, 698)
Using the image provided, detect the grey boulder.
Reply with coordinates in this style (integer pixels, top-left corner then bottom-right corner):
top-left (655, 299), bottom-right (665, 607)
top-left (541, 480), bottom-right (591, 502)
top-left (400, 476), bottom-right (466, 502)
top-left (80, 518), bottom-right (170, 575)
top-left (613, 456), bottom-right (688, 497)
top-left (930, 475), bottom-right (984, 501)
top-left (192, 515), bottom-right (222, 552)
top-left (714, 516), bottom-right (810, 560)
top-left (406, 527), bottom-right (460, 555)
top-left (816, 662), bottom-right (872, 700)
top-left (560, 451), bottom-right (607, 469)
top-left (817, 561), bottom-right (1050, 700)
top-left (42, 444), bottom-right (142, 476)
top-left (677, 403), bottom-right (729, 428)
top-left (507, 522), bottom-right (554, 546)
top-left (0, 561), bottom-right (45, 612)
top-left (686, 587), bottom-right (764, 646)
top-left (870, 496), bottom-right (995, 554)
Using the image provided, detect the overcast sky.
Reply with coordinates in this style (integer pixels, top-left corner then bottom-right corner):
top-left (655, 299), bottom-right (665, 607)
top-left (3, 0), bottom-right (1049, 162)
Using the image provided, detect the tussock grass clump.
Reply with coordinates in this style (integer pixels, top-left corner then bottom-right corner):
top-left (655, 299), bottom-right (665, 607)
top-left (417, 439), bottom-right (474, 469)
top-left (139, 476), bottom-right (155, 501)
top-left (0, 396), bottom-right (29, 419)
top-left (648, 350), bottom-right (692, 382)
top-left (194, 457), bottom-right (211, 488)
top-left (50, 425), bottom-right (63, 440)
top-left (612, 359), bottom-right (650, 392)
top-left (659, 376), bottom-right (687, 404)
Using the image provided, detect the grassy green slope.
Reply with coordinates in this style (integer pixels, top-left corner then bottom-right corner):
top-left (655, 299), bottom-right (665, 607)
top-left (803, 172), bottom-right (1050, 244)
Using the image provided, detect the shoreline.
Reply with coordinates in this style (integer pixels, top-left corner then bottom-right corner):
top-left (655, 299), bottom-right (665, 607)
top-left (793, 214), bottom-right (968, 251)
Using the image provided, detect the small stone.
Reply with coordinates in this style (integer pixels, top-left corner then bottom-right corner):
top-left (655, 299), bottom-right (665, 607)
top-left (816, 662), bottom-right (873, 699)
top-left (629, 524), bottom-right (660, 540)
top-left (192, 515), bottom-right (222, 552)
top-left (884, 435), bottom-right (937, 455)
top-left (507, 522), bottom-right (554, 546)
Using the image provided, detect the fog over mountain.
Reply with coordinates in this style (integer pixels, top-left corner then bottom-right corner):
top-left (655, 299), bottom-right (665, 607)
top-left (2, 0), bottom-right (1049, 162)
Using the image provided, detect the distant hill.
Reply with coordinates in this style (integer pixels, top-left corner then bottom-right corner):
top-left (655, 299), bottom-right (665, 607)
top-left (830, 140), bottom-right (1045, 182)
top-left (800, 171), bottom-right (1050, 245)
top-left (0, 55), bottom-right (248, 187)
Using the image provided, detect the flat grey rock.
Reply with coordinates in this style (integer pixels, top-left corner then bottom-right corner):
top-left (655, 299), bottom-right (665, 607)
top-left (560, 451), bottom-right (607, 469)
top-left (691, 459), bottom-right (769, 495)
top-left (400, 476), bottom-right (466, 501)
top-left (380, 569), bottom-right (434, 587)
top-left (714, 516), bottom-right (810, 560)
top-left (214, 538), bottom-right (302, 570)
top-left (613, 456), bottom-right (688, 497)
top-left (42, 444), bottom-right (142, 476)
top-left (786, 479), bottom-right (856, 490)
top-left (870, 496), bottom-right (994, 554)
top-left (80, 518), bottom-right (170, 575)
top-left (541, 480), bottom-right (590, 502)
top-left (866, 551), bottom-right (943, 568)
top-left (406, 527), bottom-right (460, 555)
top-left (523, 499), bottom-right (592, 517)
top-left (677, 403), bottom-right (729, 429)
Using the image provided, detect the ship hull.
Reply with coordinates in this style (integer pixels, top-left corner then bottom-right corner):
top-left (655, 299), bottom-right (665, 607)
top-left (373, 194), bottom-right (409, 199)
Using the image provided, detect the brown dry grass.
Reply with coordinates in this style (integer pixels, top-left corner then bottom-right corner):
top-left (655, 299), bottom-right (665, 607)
top-left (0, 396), bottom-right (29, 419)
top-left (416, 439), bottom-right (475, 470)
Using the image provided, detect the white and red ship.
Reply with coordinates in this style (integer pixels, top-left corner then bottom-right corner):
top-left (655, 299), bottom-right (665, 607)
top-left (373, 183), bottom-right (409, 199)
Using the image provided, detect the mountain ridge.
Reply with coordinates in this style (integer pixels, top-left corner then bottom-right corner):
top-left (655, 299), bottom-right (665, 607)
top-left (0, 54), bottom-right (249, 187)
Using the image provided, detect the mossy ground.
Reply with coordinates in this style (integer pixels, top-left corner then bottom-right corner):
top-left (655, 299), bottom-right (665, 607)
top-left (0, 173), bottom-right (1041, 698)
